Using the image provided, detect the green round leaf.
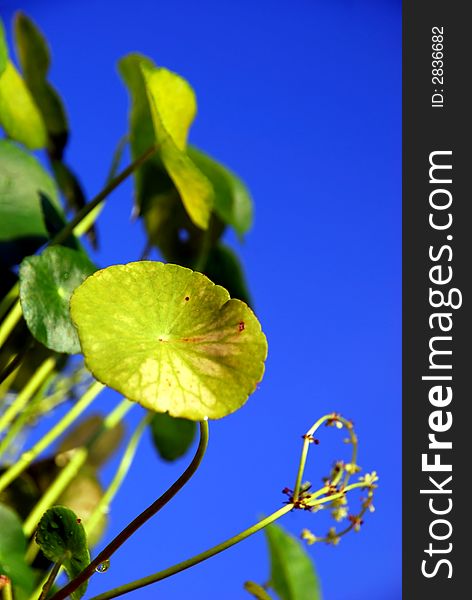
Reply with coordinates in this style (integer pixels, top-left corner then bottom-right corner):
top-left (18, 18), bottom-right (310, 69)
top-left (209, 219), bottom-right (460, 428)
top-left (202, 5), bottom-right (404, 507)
top-left (0, 504), bottom-right (35, 600)
top-left (19, 246), bottom-right (96, 354)
top-left (36, 506), bottom-right (90, 600)
top-left (70, 261), bottom-right (267, 420)
top-left (150, 412), bottom-right (196, 461)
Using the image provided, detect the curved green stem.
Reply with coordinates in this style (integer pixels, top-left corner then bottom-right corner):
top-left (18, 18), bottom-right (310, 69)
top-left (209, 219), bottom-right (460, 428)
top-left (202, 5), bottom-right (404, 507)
top-left (0, 357), bottom-right (56, 439)
top-left (50, 420), bottom-right (209, 600)
top-left (88, 504), bottom-right (295, 600)
top-left (293, 413), bottom-right (358, 503)
top-left (0, 341), bottom-right (33, 387)
top-left (0, 381), bottom-right (104, 494)
top-left (49, 146), bottom-right (156, 247)
top-left (0, 384), bottom-right (46, 459)
top-left (0, 299), bottom-right (22, 348)
top-left (86, 412), bottom-right (150, 537)
top-left (292, 415), bottom-right (329, 503)
top-left (22, 397), bottom-right (132, 537)
top-left (88, 479), bottom-right (370, 600)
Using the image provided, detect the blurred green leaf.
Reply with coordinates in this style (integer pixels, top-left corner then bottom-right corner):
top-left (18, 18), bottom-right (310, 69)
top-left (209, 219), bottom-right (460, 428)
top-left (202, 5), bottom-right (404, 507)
top-left (149, 412), bottom-right (196, 461)
top-left (0, 19), bottom-right (7, 76)
top-left (50, 161), bottom-right (85, 215)
top-left (19, 246), bottom-right (96, 354)
top-left (142, 185), bottom-right (225, 267)
top-left (0, 60), bottom-right (47, 149)
top-left (204, 243), bottom-right (252, 306)
top-left (265, 524), bottom-right (322, 600)
top-left (0, 504), bottom-right (35, 600)
top-left (244, 581), bottom-right (274, 600)
top-left (189, 147), bottom-right (253, 236)
top-left (105, 134), bottom-right (129, 183)
top-left (0, 471), bottom-right (39, 521)
top-left (58, 469), bottom-right (107, 547)
top-left (58, 414), bottom-right (125, 468)
top-left (50, 160), bottom-right (97, 248)
top-left (36, 506), bottom-right (90, 600)
top-left (71, 262), bottom-right (267, 420)
top-left (0, 140), bottom-right (60, 267)
top-left (14, 12), bottom-right (68, 158)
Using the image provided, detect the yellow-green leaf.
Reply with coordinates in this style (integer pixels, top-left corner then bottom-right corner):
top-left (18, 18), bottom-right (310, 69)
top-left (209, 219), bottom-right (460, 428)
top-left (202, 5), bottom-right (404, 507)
top-left (70, 262), bottom-right (267, 420)
top-left (0, 19), bottom-right (7, 76)
top-left (142, 64), bottom-right (213, 230)
top-left (14, 11), bottom-right (68, 157)
top-left (0, 61), bottom-right (47, 149)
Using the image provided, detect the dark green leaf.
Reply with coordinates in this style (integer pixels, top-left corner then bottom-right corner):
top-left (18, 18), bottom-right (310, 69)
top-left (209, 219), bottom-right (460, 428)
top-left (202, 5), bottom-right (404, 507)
top-left (0, 140), bottom-right (60, 267)
top-left (106, 135), bottom-right (129, 183)
top-left (265, 523), bottom-right (322, 600)
top-left (39, 191), bottom-right (81, 253)
top-left (189, 146), bottom-right (253, 236)
top-left (19, 246), bottom-right (96, 354)
top-left (0, 504), bottom-right (35, 600)
top-left (244, 581), bottom-right (274, 600)
top-left (36, 506), bottom-right (90, 600)
top-left (204, 243), bottom-right (252, 306)
top-left (142, 185), bottom-right (225, 267)
top-left (50, 160), bottom-right (97, 248)
top-left (14, 12), bottom-right (68, 158)
top-left (50, 161), bottom-right (86, 215)
top-left (150, 412), bottom-right (196, 461)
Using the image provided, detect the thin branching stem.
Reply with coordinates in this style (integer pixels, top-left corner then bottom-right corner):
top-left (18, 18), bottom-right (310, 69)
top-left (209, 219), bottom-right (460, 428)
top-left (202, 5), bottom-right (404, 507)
top-left (86, 412), bottom-right (151, 536)
top-left (0, 381), bottom-right (104, 494)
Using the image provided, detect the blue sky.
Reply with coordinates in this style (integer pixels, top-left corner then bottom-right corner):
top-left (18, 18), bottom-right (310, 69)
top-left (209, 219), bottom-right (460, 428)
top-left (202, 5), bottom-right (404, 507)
top-left (2, 1), bottom-right (401, 598)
